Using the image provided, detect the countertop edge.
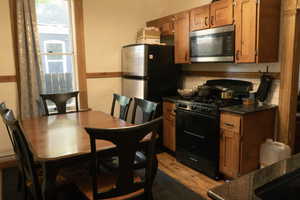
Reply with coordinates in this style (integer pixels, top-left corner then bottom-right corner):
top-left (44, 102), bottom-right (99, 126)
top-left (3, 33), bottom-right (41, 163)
top-left (220, 104), bottom-right (277, 115)
top-left (207, 190), bottom-right (225, 200)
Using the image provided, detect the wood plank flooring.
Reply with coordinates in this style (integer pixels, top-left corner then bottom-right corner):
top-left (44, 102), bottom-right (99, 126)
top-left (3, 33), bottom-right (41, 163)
top-left (157, 153), bottom-right (224, 200)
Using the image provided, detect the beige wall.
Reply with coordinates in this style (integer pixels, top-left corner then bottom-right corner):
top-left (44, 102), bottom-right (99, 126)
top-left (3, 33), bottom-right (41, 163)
top-left (82, 0), bottom-right (173, 112)
top-left (0, 0), bottom-right (17, 156)
top-left (81, 0), bottom-right (215, 113)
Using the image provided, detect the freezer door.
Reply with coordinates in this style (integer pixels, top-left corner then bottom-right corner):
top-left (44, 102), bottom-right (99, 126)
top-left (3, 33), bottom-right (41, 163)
top-left (122, 45), bottom-right (148, 77)
top-left (122, 77), bottom-right (147, 123)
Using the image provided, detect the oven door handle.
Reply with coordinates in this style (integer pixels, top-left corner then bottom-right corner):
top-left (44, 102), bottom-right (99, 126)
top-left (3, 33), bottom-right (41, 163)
top-left (184, 130), bottom-right (206, 140)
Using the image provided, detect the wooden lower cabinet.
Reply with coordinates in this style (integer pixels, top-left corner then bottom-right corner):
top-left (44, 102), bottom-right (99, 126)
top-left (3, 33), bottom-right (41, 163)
top-left (220, 129), bottom-right (240, 178)
top-left (219, 109), bottom-right (276, 178)
top-left (163, 101), bottom-right (176, 151)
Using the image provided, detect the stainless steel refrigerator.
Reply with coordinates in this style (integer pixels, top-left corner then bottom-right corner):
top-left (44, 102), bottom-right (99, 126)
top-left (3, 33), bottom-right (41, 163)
top-left (122, 44), bottom-right (180, 123)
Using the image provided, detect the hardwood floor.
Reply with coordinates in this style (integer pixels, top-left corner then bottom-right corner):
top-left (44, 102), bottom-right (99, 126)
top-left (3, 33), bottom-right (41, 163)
top-left (157, 153), bottom-right (224, 200)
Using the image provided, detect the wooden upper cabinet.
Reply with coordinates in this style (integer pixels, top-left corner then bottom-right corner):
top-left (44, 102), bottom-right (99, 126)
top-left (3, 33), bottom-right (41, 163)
top-left (234, 0), bottom-right (257, 63)
top-left (190, 5), bottom-right (211, 31)
top-left (147, 15), bottom-right (175, 36)
top-left (210, 0), bottom-right (233, 28)
top-left (234, 0), bottom-right (281, 63)
top-left (174, 11), bottom-right (190, 64)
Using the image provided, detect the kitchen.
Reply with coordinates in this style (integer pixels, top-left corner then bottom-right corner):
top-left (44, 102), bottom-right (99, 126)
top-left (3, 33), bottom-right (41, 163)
top-left (1, 0), bottom-right (300, 199)
top-left (121, 0), bottom-right (300, 199)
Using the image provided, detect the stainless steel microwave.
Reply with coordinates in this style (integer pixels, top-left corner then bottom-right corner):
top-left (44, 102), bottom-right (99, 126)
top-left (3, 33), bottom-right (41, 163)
top-left (190, 25), bottom-right (235, 63)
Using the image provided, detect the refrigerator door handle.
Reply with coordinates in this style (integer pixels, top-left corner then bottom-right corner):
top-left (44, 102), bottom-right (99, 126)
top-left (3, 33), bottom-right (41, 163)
top-left (122, 75), bottom-right (149, 80)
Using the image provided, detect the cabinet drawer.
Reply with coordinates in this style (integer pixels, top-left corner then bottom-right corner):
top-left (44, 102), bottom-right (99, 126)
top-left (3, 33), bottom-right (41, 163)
top-left (220, 113), bottom-right (240, 132)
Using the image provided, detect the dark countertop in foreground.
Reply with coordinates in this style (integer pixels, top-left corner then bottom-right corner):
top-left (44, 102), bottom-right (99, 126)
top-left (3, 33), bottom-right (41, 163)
top-left (208, 153), bottom-right (300, 200)
top-left (220, 103), bottom-right (277, 115)
top-left (162, 96), bottom-right (183, 103)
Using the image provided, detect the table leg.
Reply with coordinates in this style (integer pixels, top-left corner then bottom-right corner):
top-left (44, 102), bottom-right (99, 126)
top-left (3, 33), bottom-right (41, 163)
top-left (42, 162), bottom-right (59, 200)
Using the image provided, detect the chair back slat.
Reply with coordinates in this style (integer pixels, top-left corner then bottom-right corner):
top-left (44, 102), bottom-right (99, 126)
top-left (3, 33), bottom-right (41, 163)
top-left (40, 91), bottom-right (79, 115)
top-left (0, 103), bottom-right (13, 146)
top-left (85, 117), bottom-right (162, 200)
top-left (3, 110), bottom-right (42, 200)
top-left (131, 98), bottom-right (158, 124)
top-left (110, 94), bottom-right (132, 120)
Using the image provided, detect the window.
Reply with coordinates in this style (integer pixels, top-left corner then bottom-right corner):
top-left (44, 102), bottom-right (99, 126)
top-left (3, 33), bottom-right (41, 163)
top-left (36, 0), bottom-right (77, 94)
top-left (44, 40), bottom-right (67, 73)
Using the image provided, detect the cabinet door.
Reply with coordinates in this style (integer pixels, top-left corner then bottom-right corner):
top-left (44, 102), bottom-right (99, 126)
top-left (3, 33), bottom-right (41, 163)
top-left (234, 0), bottom-right (257, 63)
top-left (174, 12), bottom-right (190, 64)
top-left (219, 128), bottom-right (240, 178)
top-left (190, 5), bottom-right (210, 31)
top-left (147, 16), bottom-right (174, 36)
top-left (210, 0), bottom-right (233, 28)
top-left (163, 102), bottom-right (176, 151)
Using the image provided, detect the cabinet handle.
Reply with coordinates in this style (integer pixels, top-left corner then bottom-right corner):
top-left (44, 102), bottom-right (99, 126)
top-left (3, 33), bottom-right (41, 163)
top-left (205, 17), bottom-right (208, 26)
top-left (211, 16), bottom-right (214, 26)
top-left (185, 51), bottom-right (188, 62)
top-left (236, 50), bottom-right (240, 60)
top-left (224, 123), bottom-right (234, 127)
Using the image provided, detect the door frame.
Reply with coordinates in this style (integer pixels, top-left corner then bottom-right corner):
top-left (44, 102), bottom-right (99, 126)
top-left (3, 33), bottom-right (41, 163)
top-left (278, 0), bottom-right (300, 151)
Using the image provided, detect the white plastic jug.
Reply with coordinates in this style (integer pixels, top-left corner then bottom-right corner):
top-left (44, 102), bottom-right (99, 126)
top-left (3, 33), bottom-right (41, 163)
top-left (260, 139), bottom-right (291, 168)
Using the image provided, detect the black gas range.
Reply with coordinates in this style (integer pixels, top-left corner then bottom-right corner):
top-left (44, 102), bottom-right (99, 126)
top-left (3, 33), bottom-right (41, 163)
top-left (175, 80), bottom-right (253, 180)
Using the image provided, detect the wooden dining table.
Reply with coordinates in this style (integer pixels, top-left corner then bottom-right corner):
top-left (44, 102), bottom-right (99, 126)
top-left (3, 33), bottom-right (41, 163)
top-left (20, 110), bottom-right (140, 200)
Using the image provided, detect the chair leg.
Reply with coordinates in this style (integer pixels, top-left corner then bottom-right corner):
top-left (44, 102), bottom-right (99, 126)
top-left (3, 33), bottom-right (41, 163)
top-left (144, 191), bottom-right (154, 200)
top-left (17, 170), bottom-right (22, 191)
top-left (21, 182), bottom-right (28, 200)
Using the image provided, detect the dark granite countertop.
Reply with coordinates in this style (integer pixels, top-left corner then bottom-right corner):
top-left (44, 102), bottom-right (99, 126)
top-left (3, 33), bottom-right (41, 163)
top-left (162, 96), bottom-right (183, 103)
top-left (220, 103), bottom-right (277, 115)
top-left (208, 153), bottom-right (300, 200)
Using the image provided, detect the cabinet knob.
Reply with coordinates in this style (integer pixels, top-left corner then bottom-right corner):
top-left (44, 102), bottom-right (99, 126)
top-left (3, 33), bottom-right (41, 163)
top-left (236, 50), bottom-right (240, 60)
top-left (205, 17), bottom-right (209, 26)
top-left (185, 51), bottom-right (189, 62)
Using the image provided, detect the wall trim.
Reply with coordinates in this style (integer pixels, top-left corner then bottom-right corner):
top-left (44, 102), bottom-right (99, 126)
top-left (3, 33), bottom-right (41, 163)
top-left (73, 0), bottom-right (89, 110)
top-left (86, 72), bottom-right (122, 79)
top-left (0, 75), bottom-right (17, 83)
top-left (182, 71), bottom-right (281, 80)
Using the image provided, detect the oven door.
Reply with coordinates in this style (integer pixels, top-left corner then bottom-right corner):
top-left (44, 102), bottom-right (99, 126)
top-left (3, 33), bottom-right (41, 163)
top-left (175, 108), bottom-right (220, 179)
top-left (176, 108), bottom-right (220, 160)
top-left (190, 25), bottom-right (234, 62)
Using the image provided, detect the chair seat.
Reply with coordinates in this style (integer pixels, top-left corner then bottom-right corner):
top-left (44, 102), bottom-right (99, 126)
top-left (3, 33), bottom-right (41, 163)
top-left (69, 169), bottom-right (145, 200)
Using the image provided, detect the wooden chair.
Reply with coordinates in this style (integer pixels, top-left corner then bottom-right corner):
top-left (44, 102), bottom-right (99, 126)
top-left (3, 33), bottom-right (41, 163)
top-left (0, 102), bottom-right (25, 192)
top-left (0, 103), bottom-right (12, 144)
top-left (110, 94), bottom-right (132, 121)
top-left (85, 117), bottom-right (162, 200)
top-left (103, 98), bottom-right (159, 171)
top-left (131, 98), bottom-right (158, 124)
top-left (40, 91), bottom-right (79, 116)
top-left (2, 110), bottom-right (89, 200)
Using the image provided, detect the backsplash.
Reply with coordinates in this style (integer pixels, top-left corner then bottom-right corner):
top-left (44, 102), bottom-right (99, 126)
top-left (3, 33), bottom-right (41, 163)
top-left (182, 76), bottom-right (280, 105)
